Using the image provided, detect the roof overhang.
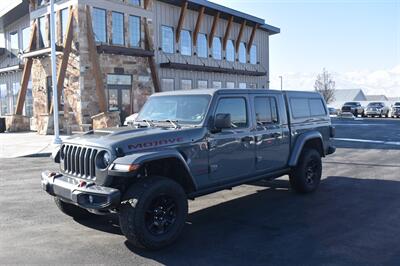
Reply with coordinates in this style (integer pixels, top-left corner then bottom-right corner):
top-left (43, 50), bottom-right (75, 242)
top-left (158, 0), bottom-right (280, 35)
top-left (0, 0), bottom-right (29, 28)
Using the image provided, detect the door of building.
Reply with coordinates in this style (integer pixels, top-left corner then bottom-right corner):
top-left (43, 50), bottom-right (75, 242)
top-left (107, 74), bottom-right (132, 124)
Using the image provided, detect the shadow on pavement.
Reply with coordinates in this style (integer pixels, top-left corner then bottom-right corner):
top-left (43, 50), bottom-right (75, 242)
top-left (77, 176), bottom-right (400, 265)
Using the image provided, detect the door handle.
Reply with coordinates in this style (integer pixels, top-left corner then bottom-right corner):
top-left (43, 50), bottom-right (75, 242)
top-left (271, 132), bottom-right (281, 138)
top-left (241, 136), bottom-right (254, 142)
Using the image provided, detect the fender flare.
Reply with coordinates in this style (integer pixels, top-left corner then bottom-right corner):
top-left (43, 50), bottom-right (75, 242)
top-left (288, 131), bottom-right (324, 167)
top-left (111, 150), bottom-right (198, 191)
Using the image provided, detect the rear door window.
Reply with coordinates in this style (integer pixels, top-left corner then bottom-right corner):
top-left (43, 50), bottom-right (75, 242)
top-left (290, 98), bottom-right (311, 118)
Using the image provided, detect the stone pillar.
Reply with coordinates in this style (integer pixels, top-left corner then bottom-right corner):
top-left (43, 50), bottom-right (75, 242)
top-left (91, 111), bottom-right (121, 130)
top-left (5, 115), bottom-right (31, 132)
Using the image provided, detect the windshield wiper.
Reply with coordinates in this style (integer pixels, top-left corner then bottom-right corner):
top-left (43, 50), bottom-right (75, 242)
top-left (164, 119), bottom-right (181, 129)
top-left (136, 119), bottom-right (155, 128)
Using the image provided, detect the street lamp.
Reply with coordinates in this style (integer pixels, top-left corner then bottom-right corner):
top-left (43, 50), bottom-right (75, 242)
top-left (279, 76), bottom-right (283, 91)
top-left (50, 0), bottom-right (62, 144)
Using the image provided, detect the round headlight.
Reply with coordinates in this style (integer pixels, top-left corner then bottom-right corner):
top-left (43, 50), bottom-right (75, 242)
top-left (102, 152), bottom-right (111, 168)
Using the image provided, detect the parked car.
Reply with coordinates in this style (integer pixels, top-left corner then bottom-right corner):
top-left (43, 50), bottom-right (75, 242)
top-left (392, 102), bottom-right (400, 117)
top-left (340, 102), bottom-right (365, 117)
top-left (328, 107), bottom-right (338, 116)
top-left (41, 89), bottom-right (336, 250)
top-left (365, 102), bottom-right (390, 118)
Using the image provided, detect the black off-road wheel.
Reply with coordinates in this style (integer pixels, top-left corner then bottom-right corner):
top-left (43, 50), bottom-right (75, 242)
top-left (289, 149), bottom-right (322, 193)
top-left (54, 197), bottom-right (94, 219)
top-left (119, 176), bottom-right (188, 250)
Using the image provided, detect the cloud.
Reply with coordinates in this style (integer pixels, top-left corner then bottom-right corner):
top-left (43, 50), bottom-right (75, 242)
top-left (270, 65), bottom-right (400, 97)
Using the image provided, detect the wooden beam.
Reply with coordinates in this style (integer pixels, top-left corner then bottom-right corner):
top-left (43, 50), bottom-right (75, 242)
top-left (223, 16), bottom-right (233, 50)
top-left (208, 12), bottom-right (220, 48)
top-left (193, 6), bottom-right (205, 46)
top-left (15, 22), bottom-right (37, 115)
top-left (50, 7), bottom-right (75, 114)
top-left (247, 24), bottom-right (258, 53)
top-left (175, 1), bottom-right (188, 43)
top-left (144, 0), bottom-right (152, 10)
top-left (235, 20), bottom-right (246, 53)
top-left (144, 19), bottom-right (160, 93)
top-left (86, 6), bottom-right (107, 113)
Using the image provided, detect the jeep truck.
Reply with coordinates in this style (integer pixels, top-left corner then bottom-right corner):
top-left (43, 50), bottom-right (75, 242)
top-left (42, 89), bottom-right (336, 250)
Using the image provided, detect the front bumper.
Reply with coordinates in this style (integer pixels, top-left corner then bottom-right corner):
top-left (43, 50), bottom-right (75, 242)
top-left (41, 171), bottom-right (121, 210)
top-left (365, 110), bottom-right (381, 115)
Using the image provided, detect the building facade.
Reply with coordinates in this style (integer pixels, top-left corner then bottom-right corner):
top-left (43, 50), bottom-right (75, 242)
top-left (11, 0), bottom-right (279, 133)
top-left (0, 1), bottom-right (32, 118)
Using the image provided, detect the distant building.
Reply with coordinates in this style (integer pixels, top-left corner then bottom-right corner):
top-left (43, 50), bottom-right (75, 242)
top-left (365, 95), bottom-right (389, 101)
top-left (330, 89), bottom-right (367, 108)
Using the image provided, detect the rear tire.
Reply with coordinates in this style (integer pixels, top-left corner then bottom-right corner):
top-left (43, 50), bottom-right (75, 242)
top-left (289, 149), bottom-right (322, 193)
top-left (54, 197), bottom-right (93, 219)
top-left (119, 176), bottom-right (188, 250)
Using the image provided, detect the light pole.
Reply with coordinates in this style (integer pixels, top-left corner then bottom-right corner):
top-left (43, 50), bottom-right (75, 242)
top-left (50, 0), bottom-right (62, 144)
top-left (279, 76), bottom-right (283, 91)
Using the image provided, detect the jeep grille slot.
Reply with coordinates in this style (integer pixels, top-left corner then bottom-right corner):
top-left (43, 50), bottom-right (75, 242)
top-left (63, 145), bottom-right (98, 180)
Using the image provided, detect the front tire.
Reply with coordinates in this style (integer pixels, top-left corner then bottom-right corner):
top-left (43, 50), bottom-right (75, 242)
top-left (119, 176), bottom-right (188, 250)
top-left (54, 197), bottom-right (93, 219)
top-left (289, 149), bottom-right (322, 193)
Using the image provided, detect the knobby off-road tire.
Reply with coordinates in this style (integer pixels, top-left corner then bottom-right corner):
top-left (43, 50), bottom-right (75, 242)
top-left (119, 176), bottom-right (188, 250)
top-left (54, 197), bottom-right (93, 219)
top-left (289, 149), bottom-right (322, 193)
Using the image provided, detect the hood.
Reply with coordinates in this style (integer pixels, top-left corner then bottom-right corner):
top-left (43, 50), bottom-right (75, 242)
top-left (63, 126), bottom-right (207, 155)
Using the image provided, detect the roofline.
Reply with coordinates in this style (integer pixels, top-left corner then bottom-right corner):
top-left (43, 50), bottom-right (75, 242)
top-left (157, 0), bottom-right (280, 35)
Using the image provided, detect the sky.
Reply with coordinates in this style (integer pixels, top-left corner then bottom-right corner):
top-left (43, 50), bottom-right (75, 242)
top-left (210, 0), bottom-right (400, 97)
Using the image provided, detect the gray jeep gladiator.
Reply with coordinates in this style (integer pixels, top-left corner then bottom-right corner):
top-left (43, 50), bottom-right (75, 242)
top-left (42, 89), bottom-right (336, 250)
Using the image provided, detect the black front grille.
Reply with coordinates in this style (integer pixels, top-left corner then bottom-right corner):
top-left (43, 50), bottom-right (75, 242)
top-left (341, 106), bottom-right (352, 112)
top-left (62, 145), bottom-right (98, 180)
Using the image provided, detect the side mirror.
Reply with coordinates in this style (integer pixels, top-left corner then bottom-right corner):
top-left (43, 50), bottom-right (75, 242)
top-left (214, 113), bottom-right (231, 130)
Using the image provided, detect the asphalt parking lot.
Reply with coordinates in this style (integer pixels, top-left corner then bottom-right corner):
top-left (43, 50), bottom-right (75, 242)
top-left (1, 118), bottom-right (400, 265)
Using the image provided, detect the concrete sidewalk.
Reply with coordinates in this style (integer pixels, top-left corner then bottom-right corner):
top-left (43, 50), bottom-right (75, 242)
top-left (0, 132), bottom-right (69, 158)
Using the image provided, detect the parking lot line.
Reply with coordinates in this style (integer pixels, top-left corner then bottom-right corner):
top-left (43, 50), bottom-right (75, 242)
top-left (334, 138), bottom-right (400, 146)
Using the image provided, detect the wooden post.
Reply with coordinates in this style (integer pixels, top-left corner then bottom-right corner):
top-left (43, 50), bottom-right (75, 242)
top-left (209, 12), bottom-right (220, 48)
top-left (144, 19), bottom-right (161, 93)
top-left (193, 6), bottom-right (205, 46)
top-left (235, 20), bottom-right (246, 53)
top-left (247, 24), bottom-right (258, 53)
top-left (86, 6), bottom-right (107, 113)
top-left (50, 7), bottom-right (74, 114)
top-left (144, 0), bottom-right (152, 10)
top-left (223, 16), bottom-right (233, 50)
top-left (14, 22), bottom-right (37, 115)
top-left (175, 1), bottom-right (188, 43)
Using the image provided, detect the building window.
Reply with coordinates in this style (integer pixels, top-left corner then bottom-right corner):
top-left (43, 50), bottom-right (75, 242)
top-left (239, 42), bottom-right (246, 63)
top-left (25, 81), bottom-right (33, 117)
top-left (248, 83), bottom-right (257, 89)
top-left (92, 8), bottom-right (107, 43)
top-left (129, 15), bottom-right (141, 47)
top-left (37, 0), bottom-right (46, 7)
top-left (38, 16), bottom-right (48, 48)
top-left (60, 8), bottom-right (69, 44)
top-left (161, 79), bottom-right (174, 91)
top-left (22, 27), bottom-right (30, 52)
top-left (239, 82), bottom-right (246, 89)
top-left (112, 12), bottom-right (124, 45)
top-left (226, 40), bottom-right (235, 62)
top-left (181, 79), bottom-right (192, 90)
top-left (10, 31), bottom-right (19, 58)
top-left (250, 45), bottom-right (257, 65)
top-left (0, 84), bottom-right (8, 116)
top-left (215, 98), bottom-right (248, 128)
top-left (11, 82), bottom-right (20, 113)
top-left (129, 0), bottom-right (140, 5)
top-left (197, 80), bottom-right (208, 89)
top-left (226, 82), bottom-right (235, 89)
top-left (212, 81), bottom-right (222, 89)
top-left (180, 30), bottom-right (191, 56)
top-left (161, 26), bottom-right (174, 53)
top-left (197, 33), bottom-right (207, 58)
top-left (212, 37), bottom-right (222, 60)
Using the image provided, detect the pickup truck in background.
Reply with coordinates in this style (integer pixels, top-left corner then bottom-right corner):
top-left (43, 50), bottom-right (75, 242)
top-left (42, 89), bottom-right (336, 250)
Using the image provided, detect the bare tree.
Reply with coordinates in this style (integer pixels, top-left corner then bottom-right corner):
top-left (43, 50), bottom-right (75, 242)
top-left (314, 68), bottom-right (335, 104)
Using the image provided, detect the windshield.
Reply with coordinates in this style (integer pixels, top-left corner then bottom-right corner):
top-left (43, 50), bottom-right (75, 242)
top-left (368, 102), bottom-right (383, 107)
top-left (395, 102), bottom-right (400, 106)
top-left (344, 102), bottom-right (358, 106)
top-left (137, 95), bottom-right (211, 125)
